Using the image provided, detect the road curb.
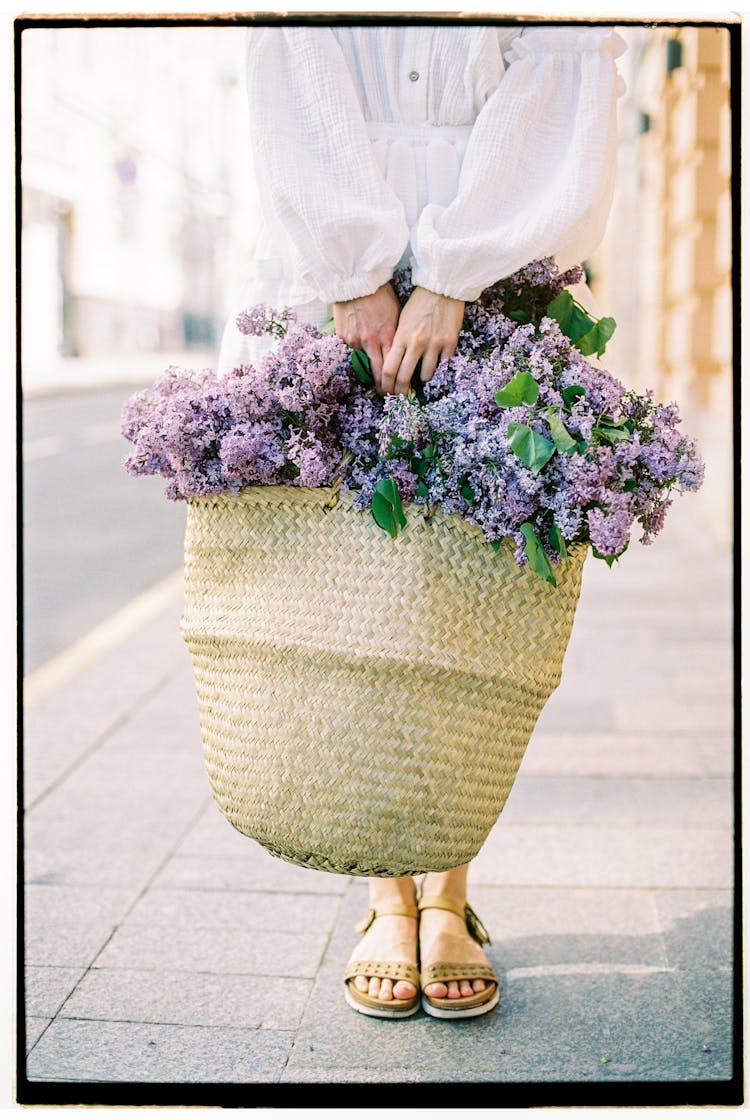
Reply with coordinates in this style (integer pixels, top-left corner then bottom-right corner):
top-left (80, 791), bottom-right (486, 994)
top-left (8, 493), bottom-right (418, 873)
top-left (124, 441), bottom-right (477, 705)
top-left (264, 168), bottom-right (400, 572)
top-left (23, 568), bottom-right (184, 707)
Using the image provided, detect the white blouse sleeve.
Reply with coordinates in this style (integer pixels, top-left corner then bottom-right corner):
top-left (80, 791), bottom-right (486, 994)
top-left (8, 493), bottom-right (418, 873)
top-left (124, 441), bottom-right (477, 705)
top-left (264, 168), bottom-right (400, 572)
top-left (245, 27), bottom-right (410, 304)
top-left (410, 27), bottom-right (627, 302)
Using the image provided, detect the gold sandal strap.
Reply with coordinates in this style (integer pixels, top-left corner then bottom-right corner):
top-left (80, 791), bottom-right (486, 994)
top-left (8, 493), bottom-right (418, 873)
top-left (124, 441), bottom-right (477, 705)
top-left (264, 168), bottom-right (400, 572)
top-left (420, 961), bottom-right (498, 985)
top-left (343, 960), bottom-right (420, 986)
top-left (354, 904), bottom-right (418, 934)
top-left (417, 897), bottom-right (492, 945)
top-left (418, 895), bottom-right (466, 920)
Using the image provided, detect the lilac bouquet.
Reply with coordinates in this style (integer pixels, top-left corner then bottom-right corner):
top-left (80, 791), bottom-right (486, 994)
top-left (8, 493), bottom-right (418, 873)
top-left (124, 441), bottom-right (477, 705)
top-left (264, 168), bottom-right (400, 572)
top-left (121, 260), bottom-right (704, 585)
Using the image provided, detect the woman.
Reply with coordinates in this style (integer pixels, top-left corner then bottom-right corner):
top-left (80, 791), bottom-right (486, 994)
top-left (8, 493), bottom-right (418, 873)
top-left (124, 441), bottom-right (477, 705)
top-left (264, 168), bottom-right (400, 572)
top-left (218, 22), bottom-right (626, 1020)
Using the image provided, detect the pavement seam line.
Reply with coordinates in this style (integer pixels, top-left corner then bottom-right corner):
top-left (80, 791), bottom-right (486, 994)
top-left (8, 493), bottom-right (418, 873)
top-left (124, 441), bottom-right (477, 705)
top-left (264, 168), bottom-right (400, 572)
top-left (23, 663), bottom-right (184, 813)
top-left (23, 567), bottom-right (185, 707)
top-left (33, 796), bottom-right (216, 1056)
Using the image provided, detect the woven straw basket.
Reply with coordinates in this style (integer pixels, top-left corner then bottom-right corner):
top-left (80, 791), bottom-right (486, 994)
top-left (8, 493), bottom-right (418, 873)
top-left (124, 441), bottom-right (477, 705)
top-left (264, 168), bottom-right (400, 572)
top-left (180, 485), bottom-right (585, 876)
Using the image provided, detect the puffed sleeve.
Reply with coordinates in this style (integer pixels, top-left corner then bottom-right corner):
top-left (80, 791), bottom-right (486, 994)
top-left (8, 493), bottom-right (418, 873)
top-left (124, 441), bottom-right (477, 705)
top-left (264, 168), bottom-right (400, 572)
top-left (245, 27), bottom-right (410, 304)
top-left (410, 27), bottom-right (627, 301)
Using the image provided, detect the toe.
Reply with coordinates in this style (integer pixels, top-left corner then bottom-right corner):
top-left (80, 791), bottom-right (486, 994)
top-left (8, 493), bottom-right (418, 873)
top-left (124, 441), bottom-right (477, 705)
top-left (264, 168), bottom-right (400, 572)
top-left (424, 980), bottom-right (449, 999)
top-left (393, 979), bottom-right (417, 1000)
top-left (354, 975), bottom-right (369, 993)
top-left (447, 981), bottom-right (461, 999)
top-left (379, 978), bottom-right (394, 1001)
top-left (368, 976), bottom-right (380, 999)
top-left (473, 979), bottom-right (487, 993)
top-left (459, 979), bottom-right (473, 997)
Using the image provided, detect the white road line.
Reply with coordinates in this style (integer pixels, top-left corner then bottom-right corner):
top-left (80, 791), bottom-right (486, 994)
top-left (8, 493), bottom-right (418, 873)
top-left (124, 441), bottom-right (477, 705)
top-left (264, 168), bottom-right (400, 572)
top-left (22, 435), bottom-right (66, 461)
top-left (23, 567), bottom-right (185, 707)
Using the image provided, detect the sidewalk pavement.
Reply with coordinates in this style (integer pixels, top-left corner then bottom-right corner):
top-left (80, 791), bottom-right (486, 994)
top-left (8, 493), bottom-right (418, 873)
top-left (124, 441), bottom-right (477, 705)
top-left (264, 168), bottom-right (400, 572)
top-left (21, 496), bottom-right (737, 1102)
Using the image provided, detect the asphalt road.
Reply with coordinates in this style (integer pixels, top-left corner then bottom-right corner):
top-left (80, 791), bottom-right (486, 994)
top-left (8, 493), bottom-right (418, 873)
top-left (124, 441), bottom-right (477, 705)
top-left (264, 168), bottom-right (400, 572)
top-left (22, 384), bottom-right (187, 674)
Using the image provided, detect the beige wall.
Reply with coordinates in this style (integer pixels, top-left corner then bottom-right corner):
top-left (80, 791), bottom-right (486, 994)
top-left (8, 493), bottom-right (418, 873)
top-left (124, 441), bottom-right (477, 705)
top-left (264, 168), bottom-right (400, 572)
top-left (593, 24), bottom-right (733, 546)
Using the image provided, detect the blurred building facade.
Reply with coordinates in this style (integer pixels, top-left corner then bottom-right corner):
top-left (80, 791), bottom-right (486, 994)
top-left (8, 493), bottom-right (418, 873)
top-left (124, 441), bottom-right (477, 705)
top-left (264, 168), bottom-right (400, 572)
top-left (21, 25), bottom-right (259, 379)
top-left (594, 23), bottom-right (733, 545)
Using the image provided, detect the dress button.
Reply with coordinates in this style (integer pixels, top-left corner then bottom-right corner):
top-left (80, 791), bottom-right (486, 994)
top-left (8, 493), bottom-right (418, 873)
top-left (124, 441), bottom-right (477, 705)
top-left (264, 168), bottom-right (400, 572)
top-left (408, 70), bottom-right (419, 82)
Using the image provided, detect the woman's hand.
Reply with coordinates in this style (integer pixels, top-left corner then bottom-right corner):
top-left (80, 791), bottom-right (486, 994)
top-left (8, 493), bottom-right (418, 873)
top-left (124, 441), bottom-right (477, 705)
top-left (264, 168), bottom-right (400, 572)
top-left (381, 286), bottom-right (464, 396)
top-left (333, 282), bottom-right (401, 393)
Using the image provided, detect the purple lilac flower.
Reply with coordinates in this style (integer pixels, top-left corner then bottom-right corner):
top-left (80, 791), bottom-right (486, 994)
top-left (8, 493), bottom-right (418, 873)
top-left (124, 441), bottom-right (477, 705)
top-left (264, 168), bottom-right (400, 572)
top-left (122, 261), bottom-right (704, 571)
top-left (236, 304), bottom-right (297, 337)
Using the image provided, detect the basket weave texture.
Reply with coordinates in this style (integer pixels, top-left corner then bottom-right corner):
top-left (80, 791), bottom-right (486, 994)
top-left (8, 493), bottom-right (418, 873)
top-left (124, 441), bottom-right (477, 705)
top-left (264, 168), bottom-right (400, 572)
top-left (180, 486), bottom-right (585, 876)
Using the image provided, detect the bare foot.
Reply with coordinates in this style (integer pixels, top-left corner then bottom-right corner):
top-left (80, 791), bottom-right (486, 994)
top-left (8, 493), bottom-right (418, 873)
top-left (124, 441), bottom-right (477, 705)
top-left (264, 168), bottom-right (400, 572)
top-left (419, 870), bottom-right (491, 1000)
top-left (419, 905), bottom-right (491, 999)
top-left (348, 878), bottom-right (418, 1003)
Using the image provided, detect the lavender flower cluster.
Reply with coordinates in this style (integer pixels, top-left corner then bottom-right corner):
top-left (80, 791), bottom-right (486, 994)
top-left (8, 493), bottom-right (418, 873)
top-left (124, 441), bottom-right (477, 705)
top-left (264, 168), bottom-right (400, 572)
top-left (121, 260), bottom-right (704, 577)
top-left (121, 306), bottom-right (381, 500)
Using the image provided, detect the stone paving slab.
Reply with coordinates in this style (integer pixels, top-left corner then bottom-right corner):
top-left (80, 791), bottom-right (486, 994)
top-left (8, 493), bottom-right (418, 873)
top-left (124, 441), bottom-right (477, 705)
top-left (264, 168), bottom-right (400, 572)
top-left (464, 886), bottom-right (667, 971)
top-left (59, 968), bottom-right (313, 1031)
top-left (23, 602), bottom-right (187, 809)
top-left (123, 887), bottom-right (342, 933)
top-left (25, 967), bottom-right (89, 1019)
top-left (612, 698), bottom-right (733, 734)
top-left (151, 851), bottom-right (348, 896)
top-left (626, 777), bottom-right (733, 827)
top-left (521, 731), bottom-right (731, 778)
top-left (652, 890), bottom-right (734, 970)
top-left (25, 844), bottom-right (178, 892)
top-left (501, 776), bottom-right (732, 827)
top-left (24, 777), bottom-right (208, 856)
top-left (25, 1019), bottom-right (295, 1083)
top-left (469, 823), bottom-right (733, 889)
top-left (94, 924), bottom-right (328, 979)
top-left (25, 1019), bottom-right (53, 1055)
top-left (24, 886), bottom-right (136, 967)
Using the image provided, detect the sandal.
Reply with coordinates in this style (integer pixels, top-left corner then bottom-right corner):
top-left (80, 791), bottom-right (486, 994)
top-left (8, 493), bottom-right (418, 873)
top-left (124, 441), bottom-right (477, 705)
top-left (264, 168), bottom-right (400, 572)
top-left (343, 903), bottom-right (420, 1019)
top-left (418, 895), bottom-right (500, 1019)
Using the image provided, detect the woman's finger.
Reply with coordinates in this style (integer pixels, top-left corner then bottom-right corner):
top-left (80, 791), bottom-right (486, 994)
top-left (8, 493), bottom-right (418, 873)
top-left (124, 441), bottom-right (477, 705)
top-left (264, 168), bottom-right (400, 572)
top-left (393, 349), bottom-right (419, 396)
top-left (364, 341), bottom-right (384, 391)
top-left (381, 342), bottom-right (407, 395)
top-left (417, 347), bottom-right (443, 386)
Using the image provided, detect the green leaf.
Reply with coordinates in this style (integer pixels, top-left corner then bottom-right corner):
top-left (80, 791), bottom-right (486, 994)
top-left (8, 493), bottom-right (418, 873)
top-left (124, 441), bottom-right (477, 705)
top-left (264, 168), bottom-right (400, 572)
top-left (507, 308), bottom-right (530, 324)
top-left (410, 456), bottom-right (429, 477)
top-left (546, 290), bottom-right (593, 343)
top-left (596, 423), bottom-right (632, 446)
top-left (321, 318), bottom-right (336, 336)
top-left (548, 522), bottom-right (568, 558)
top-left (491, 539), bottom-right (502, 553)
top-left (371, 491), bottom-right (398, 538)
top-left (494, 369), bottom-right (540, 408)
top-left (546, 290), bottom-right (575, 331)
top-left (461, 482), bottom-right (476, 504)
top-left (371, 478), bottom-right (407, 539)
top-left (562, 384), bottom-right (586, 407)
top-left (575, 316), bottom-right (616, 358)
top-left (547, 292), bottom-right (616, 357)
top-left (506, 423), bottom-right (556, 474)
top-left (547, 411), bottom-right (578, 454)
top-left (416, 479), bottom-right (430, 499)
top-left (520, 523), bottom-right (557, 587)
top-left (350, 349), bottom-right (374, 387)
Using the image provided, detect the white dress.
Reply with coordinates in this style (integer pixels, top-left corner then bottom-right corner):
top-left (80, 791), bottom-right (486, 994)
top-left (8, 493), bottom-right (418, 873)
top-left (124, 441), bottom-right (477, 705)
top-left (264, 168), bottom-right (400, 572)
top-left (217, 24), bottom-right (626, 374)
